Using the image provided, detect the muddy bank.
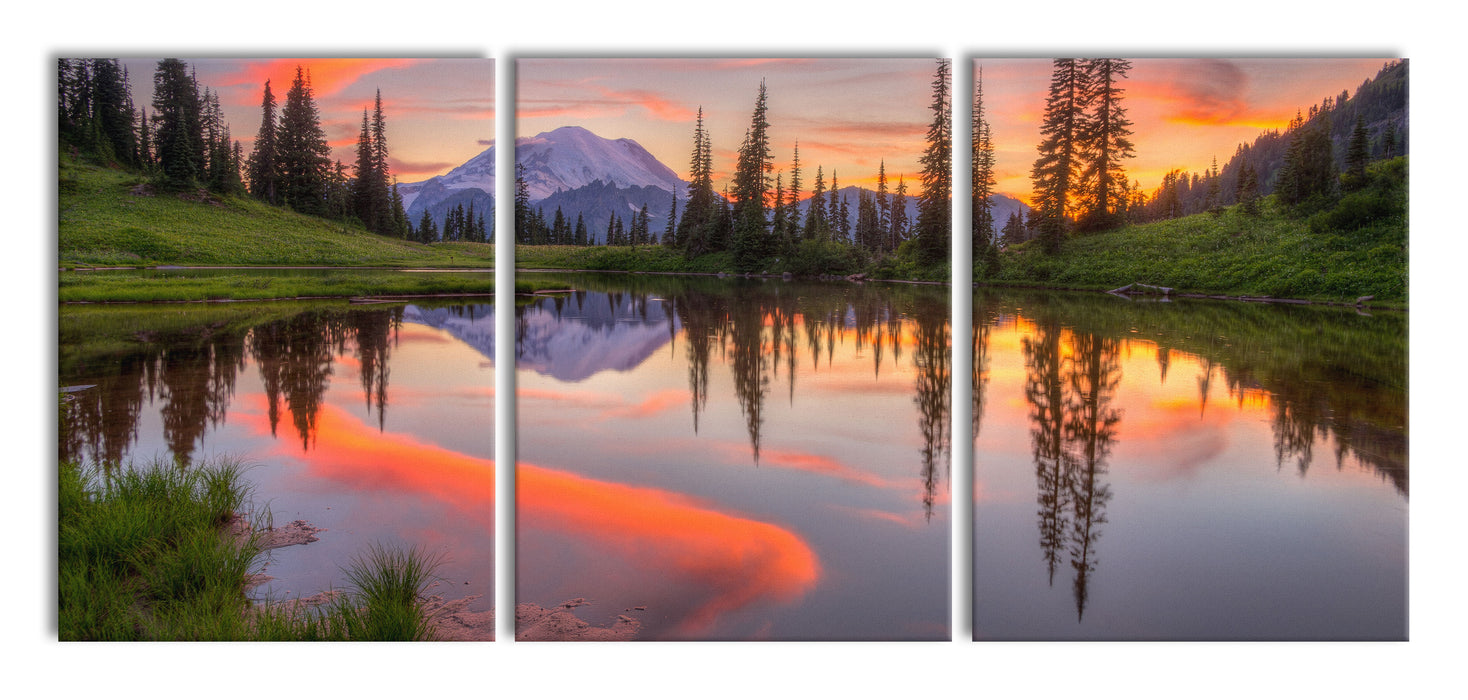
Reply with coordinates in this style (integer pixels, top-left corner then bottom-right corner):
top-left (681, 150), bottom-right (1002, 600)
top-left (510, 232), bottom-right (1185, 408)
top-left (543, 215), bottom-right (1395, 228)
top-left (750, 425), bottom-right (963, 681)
top-left (228, 515), bottom-right (635, 640)
top-left (515, 598), bottom-right (641, 641)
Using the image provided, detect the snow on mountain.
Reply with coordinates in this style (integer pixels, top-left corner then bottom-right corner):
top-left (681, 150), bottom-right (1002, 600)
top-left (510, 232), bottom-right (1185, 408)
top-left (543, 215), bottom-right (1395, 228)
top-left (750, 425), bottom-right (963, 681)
top-left (398, 143), bottom-right (495, 212)
top-left (515, 126), bottom-right (686, 201)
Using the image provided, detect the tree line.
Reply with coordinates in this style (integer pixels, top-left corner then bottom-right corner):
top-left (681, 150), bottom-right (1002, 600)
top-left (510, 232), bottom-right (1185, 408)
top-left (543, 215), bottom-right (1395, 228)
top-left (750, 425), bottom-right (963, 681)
top-left (515, 60), bottom-right (953, 275)
top-left (981, 59), bottom-right (1408, 258)
top-left (59, 58), bottom-right (479, 243)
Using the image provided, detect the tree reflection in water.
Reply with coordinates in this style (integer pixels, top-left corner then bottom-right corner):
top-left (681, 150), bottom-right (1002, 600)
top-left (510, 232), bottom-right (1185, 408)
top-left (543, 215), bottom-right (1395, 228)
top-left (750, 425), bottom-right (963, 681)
top-left (987, 290), bottom-right (1406, 629)
top-left (60, 305), bottom-right (408, 466)
top-left (517, 274), bottom-right (953, 520)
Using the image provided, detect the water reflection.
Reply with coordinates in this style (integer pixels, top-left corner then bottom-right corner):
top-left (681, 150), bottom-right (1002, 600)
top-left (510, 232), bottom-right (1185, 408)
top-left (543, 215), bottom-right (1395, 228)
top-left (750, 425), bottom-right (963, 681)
top-left (975, 290), bottom-right (1407, 640)
top-left (515, 276), bottom-right (953, 516)
top-left (59, 300), bottom-right (496, 613)
top-left (516, 273), bottom-right (951, 639)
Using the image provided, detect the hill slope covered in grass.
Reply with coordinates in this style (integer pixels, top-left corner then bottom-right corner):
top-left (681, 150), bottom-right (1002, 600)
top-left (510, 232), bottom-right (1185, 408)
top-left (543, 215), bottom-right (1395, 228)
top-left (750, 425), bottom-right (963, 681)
top-left (987, 158), bottom-right (1407, 304)
top-left (58, 156), bottom-right (494, 268)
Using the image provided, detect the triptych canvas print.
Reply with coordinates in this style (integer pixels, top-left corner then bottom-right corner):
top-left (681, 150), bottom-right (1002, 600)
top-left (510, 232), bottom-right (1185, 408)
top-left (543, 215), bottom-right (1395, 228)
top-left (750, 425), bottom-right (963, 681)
top-left (57, 55), bottom-right (1407, 642)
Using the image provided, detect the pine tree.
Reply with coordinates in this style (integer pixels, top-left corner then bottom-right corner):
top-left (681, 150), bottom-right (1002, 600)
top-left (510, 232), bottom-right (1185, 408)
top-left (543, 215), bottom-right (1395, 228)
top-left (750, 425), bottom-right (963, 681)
top-left (1344, 115), bottom-right (1370, 191)
top-left (246, 79), bottom-right (280, 205)
top-left (771, 172), bottom-right (786, 246)
top-left (575, 213), bottom-right (588, 246)
top-left (914, 59), bottom-right (953, 267)
top-left (1001, 211), bottom-right (1025, 244)
top-left (730, 80), bottom-right (773, 272)
top-left (137, 110), bottom-right (154, 172)
top-left (804, 166), bottom-right (827, 240)
top-left (827, 170), bottom-right (841, 240)
top-left (1379, 121), bottom-right (1398, 159)
top-left (787, 143), bottom-right (803, 245)
top-left (276, 66), bottom-right (332, 215)
top-left (151, 58), bottom-right (203, 189)
top-left (514, 162), bottom-right (532, 244)
top-left (417, 209), bottom-right (438, 243)
top-left (1030, 58), bottom-right (1089, 252)
top-left (1278, 113), bottom-right (1336, 206)
top-left (890, 176), bottom-right (909, 248)
top-left (87, 59), bottom-right (138, 168)
top-left (875, 160), bottom-right (890, 251)
top-left (677, 107), bottom-right (717, 256)
top-left (1077, 58), bottom-right (1134, 231)
top-left (972, 68), bottom-right (999, 276)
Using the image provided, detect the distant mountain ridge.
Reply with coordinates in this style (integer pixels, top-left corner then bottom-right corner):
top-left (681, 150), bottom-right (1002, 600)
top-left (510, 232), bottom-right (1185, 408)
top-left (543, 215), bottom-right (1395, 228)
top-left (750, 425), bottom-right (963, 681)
top-left (398, 126), bottom-right (690, 237)
top-left (516, 126), bottom-right (687, 201)
top-left (400, 124), bottom-right (1030, 244)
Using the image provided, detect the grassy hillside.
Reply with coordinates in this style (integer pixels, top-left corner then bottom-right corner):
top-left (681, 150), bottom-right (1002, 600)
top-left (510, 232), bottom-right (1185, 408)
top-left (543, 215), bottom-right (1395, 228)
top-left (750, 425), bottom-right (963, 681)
top-left (988, 158), bottom-right (1407, 304)
top-left (58, 156), bottom-right (494, 268)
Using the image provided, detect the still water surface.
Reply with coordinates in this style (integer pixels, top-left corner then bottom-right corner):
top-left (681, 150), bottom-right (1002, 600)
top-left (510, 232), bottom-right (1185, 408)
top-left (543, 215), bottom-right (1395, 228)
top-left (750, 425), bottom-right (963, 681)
top-left (59, 299), bottom-right (496, 609)
top-left (515, 273), bottom-right (953, 640)
top-left (972, 290), bottom-right (1407, 640)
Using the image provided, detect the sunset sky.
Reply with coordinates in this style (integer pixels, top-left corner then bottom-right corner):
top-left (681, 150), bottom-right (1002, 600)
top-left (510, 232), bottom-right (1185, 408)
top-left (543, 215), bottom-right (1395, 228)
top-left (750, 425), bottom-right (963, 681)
top-left (118, 58), bottom-right (494, 182)
top-left (517, 58), bottom-right (941, 192)
top-left (975, 58), bottom-right (1393, 204)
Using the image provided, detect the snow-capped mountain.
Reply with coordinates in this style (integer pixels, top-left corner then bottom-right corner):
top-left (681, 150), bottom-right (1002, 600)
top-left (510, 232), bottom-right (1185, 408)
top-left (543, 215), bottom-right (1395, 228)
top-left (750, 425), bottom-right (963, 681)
top-left (397, 126), bottom-right (688, 238)
top-left (398, 144), bottom-right (496, 232)
top-left (398, 145), bottom-right (495, 212)
top-left (516, 126), bottom-right (686, 201)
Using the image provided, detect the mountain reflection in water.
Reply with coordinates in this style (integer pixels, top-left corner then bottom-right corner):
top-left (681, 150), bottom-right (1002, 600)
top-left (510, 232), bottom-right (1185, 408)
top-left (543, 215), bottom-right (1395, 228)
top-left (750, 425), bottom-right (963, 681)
top-left (515, 273), bottom-right (952, 640)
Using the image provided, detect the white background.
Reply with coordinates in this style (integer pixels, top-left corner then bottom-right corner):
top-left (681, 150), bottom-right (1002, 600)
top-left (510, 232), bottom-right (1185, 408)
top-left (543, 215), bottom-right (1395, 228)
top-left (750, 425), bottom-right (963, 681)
top-left (10, 2), bottom-right (1460, 697)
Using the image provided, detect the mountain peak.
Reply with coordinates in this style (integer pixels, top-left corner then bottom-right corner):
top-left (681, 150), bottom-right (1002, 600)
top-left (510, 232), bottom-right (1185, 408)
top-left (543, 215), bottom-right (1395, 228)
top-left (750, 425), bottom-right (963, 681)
top-left (515, 126), bottom-right (686, 201)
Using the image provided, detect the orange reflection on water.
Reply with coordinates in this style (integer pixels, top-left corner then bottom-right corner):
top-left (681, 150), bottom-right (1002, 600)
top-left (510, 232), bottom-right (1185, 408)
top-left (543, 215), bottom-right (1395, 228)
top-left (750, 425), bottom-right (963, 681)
top-left (518, 461), bottom-right (821, 636)
top-left (238, 396), bottom-right (494, 517)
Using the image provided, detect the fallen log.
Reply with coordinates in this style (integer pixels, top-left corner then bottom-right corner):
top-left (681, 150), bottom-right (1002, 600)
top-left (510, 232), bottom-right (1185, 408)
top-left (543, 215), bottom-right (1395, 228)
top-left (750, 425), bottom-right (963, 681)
top-left (1108, 282), bottom-right (1173, 296)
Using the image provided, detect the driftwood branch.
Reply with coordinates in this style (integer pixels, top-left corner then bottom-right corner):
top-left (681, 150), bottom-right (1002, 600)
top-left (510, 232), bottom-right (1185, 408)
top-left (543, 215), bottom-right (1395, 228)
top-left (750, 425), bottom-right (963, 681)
top-left (1108, 282), bottom-right (1173, 296)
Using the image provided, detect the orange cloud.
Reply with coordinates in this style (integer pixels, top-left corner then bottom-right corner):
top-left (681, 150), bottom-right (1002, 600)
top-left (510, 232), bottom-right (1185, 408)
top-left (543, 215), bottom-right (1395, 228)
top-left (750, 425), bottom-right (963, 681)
top-left (786, 117), bottom-right (926, 142)
top-left (390, 158), bottom-right (463, 180)
top-left (590, 86), bottom-right (695, 122)
top-left (518, 460), bottom-right (820, 637)
top-left (225, 59), bottom-right (421, 101)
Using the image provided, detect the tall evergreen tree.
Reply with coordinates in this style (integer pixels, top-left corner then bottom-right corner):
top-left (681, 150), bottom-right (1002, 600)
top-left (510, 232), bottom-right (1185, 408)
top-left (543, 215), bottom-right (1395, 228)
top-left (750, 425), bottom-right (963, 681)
top-left (514, 162), bottom-right (532, 243)
top-left (246, 79), bottom-right (280, 205)
top-left (1030, 58), bottom-right (1090, 252)
top-left (1344, 115), bottom-right (1370, 191)
top-left (678, 107), bottom-right (717, 256)
top-left (730, 80), bottom-right (773, 272)
top-left (88, 59), bottom-right (138, 167)
top-left (890, 176), bottom-right (909, 249)
top-left (787, 143), bottom-right (804, 242)
top-left (1278, 113), bottom-right (1336, 206)
top-left (972, 69), bottom-right (999, 276)
top-left (804, 165), bottom-right (827, 240)
top-left (276, 66), bottom-right (331, 215)
top-left (1077, 59), bottom-right (1134, 231)
top-left (875, 160), bottom-right (890, 250)
top-left (914, 59), bottom-right (953, 267)
top-left (151, 58), bottom-right (203, 189)
top-left (827, 169), bottom-right (841, 239)
top-left (417, 209), bottom-right (438, 243)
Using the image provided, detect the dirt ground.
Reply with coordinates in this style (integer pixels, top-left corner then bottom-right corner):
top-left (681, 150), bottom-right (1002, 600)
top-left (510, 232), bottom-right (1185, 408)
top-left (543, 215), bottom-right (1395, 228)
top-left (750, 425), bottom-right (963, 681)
top-left (230, 514), bottom-right (638, 641)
